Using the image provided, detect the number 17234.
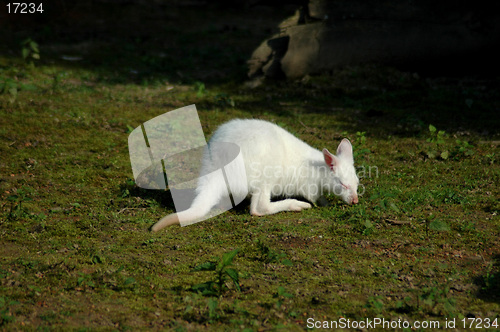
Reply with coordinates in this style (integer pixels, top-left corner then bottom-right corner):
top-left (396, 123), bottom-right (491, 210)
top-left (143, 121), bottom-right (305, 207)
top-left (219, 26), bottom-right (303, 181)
top-left (7, 3), bottom-right (43, 13)
top-left (461, 318), bottom-right (498, 329)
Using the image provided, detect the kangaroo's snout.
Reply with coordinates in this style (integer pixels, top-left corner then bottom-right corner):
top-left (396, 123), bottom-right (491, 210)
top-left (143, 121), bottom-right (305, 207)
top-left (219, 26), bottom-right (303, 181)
top-left (351, 195), bottom-right (359, 204)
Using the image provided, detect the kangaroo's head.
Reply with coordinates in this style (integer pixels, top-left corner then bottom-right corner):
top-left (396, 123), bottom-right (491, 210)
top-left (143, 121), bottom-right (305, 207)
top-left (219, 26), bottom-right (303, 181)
top-left (322, 139), bottom-right (359, 205)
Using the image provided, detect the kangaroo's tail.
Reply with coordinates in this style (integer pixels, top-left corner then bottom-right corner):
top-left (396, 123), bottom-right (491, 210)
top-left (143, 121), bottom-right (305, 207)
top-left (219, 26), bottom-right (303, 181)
top-left (151, 206), bottom-right (211, 232)
top-left (151, 174), bottom-right (227, 231)
top-left (151, 212), bottom-right (180, 231)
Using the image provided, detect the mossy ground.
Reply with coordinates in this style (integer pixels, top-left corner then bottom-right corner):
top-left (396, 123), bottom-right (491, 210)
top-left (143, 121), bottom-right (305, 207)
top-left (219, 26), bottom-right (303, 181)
top-left (1, 3), bottom-right (499, 331)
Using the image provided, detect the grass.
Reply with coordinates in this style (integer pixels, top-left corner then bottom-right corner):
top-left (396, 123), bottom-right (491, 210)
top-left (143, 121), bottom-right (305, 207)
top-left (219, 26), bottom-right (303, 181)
top-left (1, 2), bottom-right (499, 330)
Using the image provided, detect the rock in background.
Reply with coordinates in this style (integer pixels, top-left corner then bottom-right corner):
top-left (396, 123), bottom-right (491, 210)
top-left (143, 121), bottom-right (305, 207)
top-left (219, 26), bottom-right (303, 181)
top-left (248, 0), bottom-right (500, 79)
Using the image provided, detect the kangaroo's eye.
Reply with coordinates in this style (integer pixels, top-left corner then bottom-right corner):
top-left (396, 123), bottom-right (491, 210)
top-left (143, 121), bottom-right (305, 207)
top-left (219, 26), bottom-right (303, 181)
top-left (341, 183), bottom-right (349, 190)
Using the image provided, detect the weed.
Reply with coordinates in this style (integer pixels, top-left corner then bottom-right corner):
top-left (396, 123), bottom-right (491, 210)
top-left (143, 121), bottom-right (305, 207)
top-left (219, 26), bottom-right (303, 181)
top-left (426, 124), bottom-right (449, 159)
top-left (5, 186), bottom-right (33, 220)
top-left (427, 124), bottom-right (446, 145)
top-left (274, 286), bottom-right (293, 309)
top-left (457, 220), bottom-right (476, 234)
top-left (418, 285), bottom-right (457, 317)
top-left (207, 298), bottom-right (219, 320)
top-left (361, 219), bottom-right (375, 235)
top-left (0, 297), bottom-right (19, 327)
top-left (255, 239), bottom-right (293, 266)
top-left (76, 273), bottom-right (96, 289)
top-left (483, 263), bottom-right (499, 293)
top-left (91, 254), bottom-right (106, 264)
top-left (370, 190), bottom-right (400, 214)
top-left (187, 250), bottom-right (242, 322)
top-left (0, 77), bottom-right (19, 103)
top-left (451, 139), bottom-right (474, 160)
top-left (190, 249), bottom-right (241, 297)
top-left (0, 75), bottom-right (37, 103)
top-left (428, 219), bottom-right (450, 232)
top-left (21, 38), bottom-right (40, 64)
top-left (120, 178), bottom-right (137, 198)
top-left (485, 153), bottom-right (496, 165)
top-left (433, 188), bottom-right (468, 205)
top-left (424, 125), bottom-right (477, 161)
top-left (364, 296), bottom-right (384, 315)
top-left (214, 93), bottom-right (235, 108)
top-left (424, 215), bottom-right (450, 236)
top-left (395, 296), bottom-right (414, 314)
top-left (194, 81), bottom-right (206, 97)
top-left (353, 131), bottom-right (371, 159)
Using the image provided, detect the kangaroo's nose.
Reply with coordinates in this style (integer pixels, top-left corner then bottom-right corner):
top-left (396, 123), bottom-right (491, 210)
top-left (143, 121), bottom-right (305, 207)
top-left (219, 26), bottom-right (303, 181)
top-left (352, 195), bottom-right (359, 204)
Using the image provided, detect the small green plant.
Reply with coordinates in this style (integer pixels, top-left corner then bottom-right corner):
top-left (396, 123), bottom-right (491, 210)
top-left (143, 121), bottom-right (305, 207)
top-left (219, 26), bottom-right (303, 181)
top-left (76, 273), bottom-right (96, 289)
top-left (485, 153), bottom-right (496, 165)
top-left (183, 295), bottom-right (222, 323)
top-left (370, 190), bottom-right (400, 213)
top-left (0, 297), bottom-right (19, 326)
top-left (91, 254), bottom-right (106, 265)
top-left (364, 296), bottom-right (384, 315)
top-left (427, 124), bottom-right (446, 144)
top-left (418, 285), bottom-right (456, 317)
top-left (0, 75), bottom-right (37, 102)
top-left (6, 187), bottom-right (33, 220)
top-left (431, 187), bottom-right (468, 205)
top-left (21, 38), bottom-right (40, 64)
top-left (361, 219), bottom-right (374, 235)
top-left (395, 296), bottom-right (414, 314)
top-left (214, 93), bottom-right (235, 108)
top-left (426, 124), bottom-right (449, 159)
top-left (424, 215), bottom-right (450, 237)
top-left (483, 263), bottom-right (499, 292)
top-left (0, 77), bottom-right (19, 103)
top-left (451, 139), bottom-right (474, 160)
top-left (190, 249), bottom-right (241, 297)
top-left (274, 286), bottom-right (293, 309)
top-left (353, 131), bottom-right (371, 159)
top-left (120, 178), bottom-right (136, 198)
top-left (207, 298), bottom-right (219, 320)
top-left (255, 239), bottom-right (293, 266)
top-left (428, 219), bottom-right (450, 232)
top-left (194, 81), bottom-right (206, 97)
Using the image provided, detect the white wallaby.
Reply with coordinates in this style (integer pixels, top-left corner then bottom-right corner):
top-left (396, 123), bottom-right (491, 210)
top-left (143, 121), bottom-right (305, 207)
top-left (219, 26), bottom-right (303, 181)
top-left (151, 119), bottom-right (359, 231)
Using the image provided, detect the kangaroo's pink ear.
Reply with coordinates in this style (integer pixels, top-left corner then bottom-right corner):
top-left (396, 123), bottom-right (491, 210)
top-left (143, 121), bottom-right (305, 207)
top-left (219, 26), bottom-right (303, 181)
top-left (323, 148), bottom-right (338, 170)
top-left (337, 138), bottom-right (353, 161)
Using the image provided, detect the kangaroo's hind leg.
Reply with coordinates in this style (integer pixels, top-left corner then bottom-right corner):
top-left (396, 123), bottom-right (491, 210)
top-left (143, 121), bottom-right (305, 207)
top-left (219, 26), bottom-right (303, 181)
top-left (152, 172), bottom-right (229, 231)
top-left (249, 188), bottom-right (312, 216)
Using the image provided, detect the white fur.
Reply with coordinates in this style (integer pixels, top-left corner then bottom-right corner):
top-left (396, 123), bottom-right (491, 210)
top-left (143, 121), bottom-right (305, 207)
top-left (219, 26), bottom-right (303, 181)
top-left (152, 119), bottom-right (359, 230)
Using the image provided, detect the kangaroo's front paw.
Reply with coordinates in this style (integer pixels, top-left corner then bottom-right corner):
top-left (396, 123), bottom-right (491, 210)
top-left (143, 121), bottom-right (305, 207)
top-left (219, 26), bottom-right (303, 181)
top-left (290, 200), bottom-right (312, 212)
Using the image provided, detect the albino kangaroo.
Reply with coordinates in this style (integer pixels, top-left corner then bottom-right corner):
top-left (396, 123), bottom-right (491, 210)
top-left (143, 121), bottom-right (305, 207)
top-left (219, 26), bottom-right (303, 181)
top-left (151, 119), bottom-right (359, 231)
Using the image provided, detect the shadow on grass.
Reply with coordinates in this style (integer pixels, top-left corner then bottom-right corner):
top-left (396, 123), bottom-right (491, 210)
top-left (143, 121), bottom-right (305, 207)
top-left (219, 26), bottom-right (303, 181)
top-left (474, 254), bottom-right (500, 304)
top-left (234, 73), bottom-right (500, 138)
top-left (119, 180), bottom-right (252, 221)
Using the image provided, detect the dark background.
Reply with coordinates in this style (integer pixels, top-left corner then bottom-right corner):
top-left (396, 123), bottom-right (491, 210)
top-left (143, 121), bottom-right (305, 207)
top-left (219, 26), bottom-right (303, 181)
top-left (1, 0), bottom-right (499, 135)
top-left (2, 1), bottom-right (500, 81)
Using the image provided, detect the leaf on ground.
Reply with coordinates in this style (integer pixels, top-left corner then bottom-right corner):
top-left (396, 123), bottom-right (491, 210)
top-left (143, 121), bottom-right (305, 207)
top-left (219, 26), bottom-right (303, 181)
top-left (221, 249), bottom-right (239, 267)
top-left (191, 261), bottom-right (216, 272)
